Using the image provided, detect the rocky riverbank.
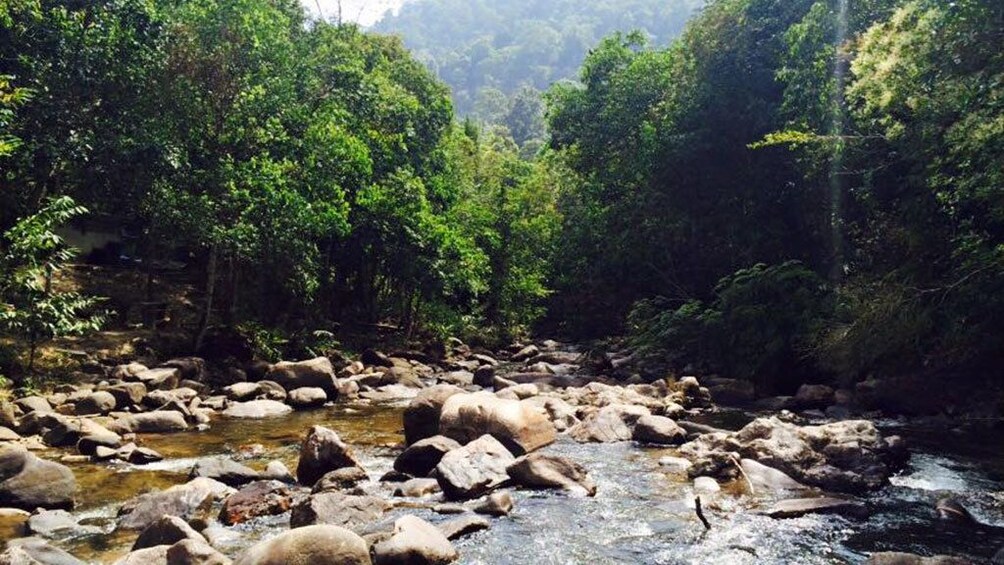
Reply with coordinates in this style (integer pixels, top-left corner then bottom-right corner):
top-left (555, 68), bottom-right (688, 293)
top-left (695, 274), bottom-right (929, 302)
top-left (0, 339), bottom-right (1000, 564)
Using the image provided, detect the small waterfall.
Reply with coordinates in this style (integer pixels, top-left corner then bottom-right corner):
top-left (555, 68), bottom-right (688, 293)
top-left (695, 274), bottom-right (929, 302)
top-left (828, 0), bottom-right (850, 284)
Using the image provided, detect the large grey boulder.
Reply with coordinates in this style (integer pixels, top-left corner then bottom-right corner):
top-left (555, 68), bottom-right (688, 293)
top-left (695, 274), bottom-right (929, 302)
top-left (128, 367), bottom-right (181, 390)
top-left (73, 391), bottom-right (116, 416)
top-left (393, 436), bottom-right (461, 478)
top-left (439, 392), bottom-right (556, 455)
top-left (289, 492), bottom-right (390, 530)
top-left (117, 411), bottom-right (189, 434)
top-left (117, 478), bottom-right (227, 530)
top-left (288, 388), bottom-right (328, 410)
top-left (296, 426), bottom-right (362, 486)
top-left (266, 358), bottom-right (339, 398)
top-left (190, 457), bottom-right (261, 487)
top-left (631, 415), bottom-right (687, 445)
top-left (0, 447), bottom-right (76, 510)
top-left (568, 404), bottom-right (650, 443)
top-left (435, 435), bottom-right (515, 501)
top-left (234, 525), bottom-right (371, 565)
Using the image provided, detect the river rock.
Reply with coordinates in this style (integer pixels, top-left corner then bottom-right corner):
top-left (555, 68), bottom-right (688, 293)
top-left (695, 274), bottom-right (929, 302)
top-left (437, 515), bottom-right (490, 541)
top-left (403, 385), bottom-right (465, 445)
top-left (161, 357), bottom-right (208, 383)
top-left (865, 553), bottom-right (971, 565)
top-left (0, 427), bottom-right (19, 442)
top-left (312, 467), bottom-right (369, 493)
top-left (73, 391), bottom-right (116, 416)
top-left (693, 476), bottom-right (721, 493)
top-left (740, 459), bottom-right (808, 492)
top-left (439, 392), bottom-right (556, 455)
top-left (0, 538), bottom-right (85, 565)
top-left (568, 404), bottom-right (650, 443)
top-left (935, 497), bottom-right (978, 524)
top-left (117, 478), bottom-right (226, 530)
top-left (296, 426), bottom-right (362, 486)
top-left (234, 525), bottom-right (371, 565)
top-left (288, 387), bottom-right (328, 409)
top-left (25, 509), bottom-right (80, 538)
top-left (15, 396), bottom-right (52, 414)
top-left (0, 447), bottom-right (76, 510)
top-left (506, 453), bottom-right (597, 496)
top-left (113, 545), bottom-right (170, 565)
top-left (219, 481), bottom-right (293, 526)
top-left (471, 491), bottom-right (514, 516)
top-left (105, 383), bottom-right (147, 408)
top-left (632, 415), bottom-right (687, 445)
top-left (521, 397), bottom-right (579, 432)
top-left (289, 492), bottom-right (390, 530)
top-left (394, 478), bottom-right (441, 498)
top-left (679, 416), bottom-right (907, 493)
top-left (266, 358), bottom-right (339, 398)
top-left (436, 435), bottom-right (515, 501)
top-left (166, 539), bottom-right (232, 565)
top-left (132, 515), bottom-right (207, 550)
top-left (224, 383), bottom-right (262, 402)
top-left (793, 384), bottom-right (835, 410)
top-left (372, 515), bottom-right (457, 565)
top-left (763, 497), bottom-right (868, 519)
top-left (190, 457), bottom-right (261, 487)
top-left (129, 367), bottom-right (181, 390)
top-left (222, 400), bottom-right (292, 419)
top-left (394, 435), bottom-right (461, 477)
top-left (704, 378), bottom-right (756, 405)
top-left (118, 411), bottom-right (189, 433)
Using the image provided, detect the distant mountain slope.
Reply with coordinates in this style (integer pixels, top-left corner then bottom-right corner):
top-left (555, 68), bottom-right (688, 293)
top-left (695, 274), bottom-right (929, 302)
top-left (373, 0), bottom-right (704, 116)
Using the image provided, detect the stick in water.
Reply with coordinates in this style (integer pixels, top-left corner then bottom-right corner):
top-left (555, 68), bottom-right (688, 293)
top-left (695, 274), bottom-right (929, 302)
top-left (695, 496), bottom-right (711, 530)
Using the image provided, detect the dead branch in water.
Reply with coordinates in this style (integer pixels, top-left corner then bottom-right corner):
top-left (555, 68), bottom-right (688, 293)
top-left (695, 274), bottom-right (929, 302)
top-left (731, 454), bottom-right (755, 496)
top-left (695, 496), bottom-right (711, 530)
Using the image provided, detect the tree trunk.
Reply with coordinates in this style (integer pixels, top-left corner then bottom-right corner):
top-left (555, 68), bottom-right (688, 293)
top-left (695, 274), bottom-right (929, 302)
top-left (194, 244), bottom-right (218, 352)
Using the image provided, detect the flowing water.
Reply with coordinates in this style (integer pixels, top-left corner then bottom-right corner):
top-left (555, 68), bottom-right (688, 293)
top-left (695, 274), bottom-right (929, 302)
top-left (22, 404), bottom-right (1004, 563)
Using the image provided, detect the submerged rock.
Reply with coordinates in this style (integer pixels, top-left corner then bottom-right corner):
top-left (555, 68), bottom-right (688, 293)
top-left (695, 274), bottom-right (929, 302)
top-left (437, 515), bottom-right (490, 541)
top-left (222, 400), bottom-right (292, 419)
top-left (234, 525), bottom-right (371, 565)
top-left (0, 447), bottom-right (77, 510)
top-left (865, 552), bottom-right (972, 565)
top-left (763, 497), bottom-right (868, 519)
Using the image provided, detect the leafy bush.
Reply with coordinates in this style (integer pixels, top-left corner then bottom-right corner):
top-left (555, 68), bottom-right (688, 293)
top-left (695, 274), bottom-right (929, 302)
top-left (630, 261), bottom-right (833, 393)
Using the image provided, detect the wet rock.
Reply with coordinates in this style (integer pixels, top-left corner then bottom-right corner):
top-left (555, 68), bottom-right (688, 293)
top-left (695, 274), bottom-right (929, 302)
top-left (25, 509), bottom-right (79, 538)
top-left (740, 459), bottom-right (808, 492)
top-left (73, 391), bottom-right (116, 416)
top-left (435, 435), bottom-right (515, 501)
top-left (288, 387), bottom-right (328, 410)
top-left (129, 367), bottom-right (181, 390)
top-left (132, 515), bottom-right (207, 550)
top-left (393, 478), bottom-right (441, 498)
top-left (568, 404), bottom-right (650, 443)
top-left (76, 432), bottom-right (122, 456)
top-left (763, 497), bottom-right (868, 519)
top-left (394, 436), bottom-right (461, 478)
top-left (234, 525), bottom-right (371, 565)
top-left (222, 400), bottom-right (292, 419)
top-left (219, 481), bottom-right (293, 526)
top-left (166, 539), bottom-right (232, 565)
top-left (632, 415), bottom-right (687, 445)
top-left (289, 492), bottom-right (390, 530)
top-left (793, 384), bottom-right (836, 410)
top-left (437, 515), bottom-right (490, 541)
top-left (190, 457), bottom-right (261, 487)
top-left (117, 478), bottom-right (226, 530)
top-left (372, 515), bottom-right (457, 565)
top-left (935, 497), bottom-right (978, 524)
top-left (865, 553), bottom-right (972, 565)
top-left (439, 392), bottom-right (556, 455)
top-left (0, 538), bottom-right (85, 565)
top-left (693, 477), bottom-right (721, 493)
top-left (658, 457), bottom-right (694, 473)
top-left (113, 545), bottom-right (170, 565)
top-left (266, 358), bottom-right (339, 398)
top-left (403, 385), bottom-right (465, 445)
top-left (0, 447), bottom-right (76, 510)
top-left (118, 411), bottom-right (189, 433)
top-left (312, 467), bottom-right (369, 493)
top-left (0, 508), bottom-right (30, 540)
top-left (679, 416), bottom-right (907, 493)
top-left (128, 447), bottom-right (164, 465)
top-left (262, 461), bottom-right (295, 483)
top-left (471, 491), bottom-right (514, 516)
top-left (296, 425), bottom-right (362, 486)
top-left (506, 453), bottom-right (596, 496)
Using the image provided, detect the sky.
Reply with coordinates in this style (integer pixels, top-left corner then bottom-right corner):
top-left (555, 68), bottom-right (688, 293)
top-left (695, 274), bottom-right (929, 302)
top-left (301, 0), bottom-right (408, 27)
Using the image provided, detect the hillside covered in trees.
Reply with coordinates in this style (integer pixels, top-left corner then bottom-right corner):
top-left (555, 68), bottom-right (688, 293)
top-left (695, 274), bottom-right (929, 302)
top-left (372, 0), bottom-right (704, 144)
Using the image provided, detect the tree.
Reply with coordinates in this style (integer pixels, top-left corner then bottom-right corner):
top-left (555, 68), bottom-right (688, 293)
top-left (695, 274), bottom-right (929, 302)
top-left (0, 196), bottom-right (104, 379)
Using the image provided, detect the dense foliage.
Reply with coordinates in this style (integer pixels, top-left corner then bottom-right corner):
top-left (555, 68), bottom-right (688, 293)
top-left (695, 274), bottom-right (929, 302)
top-left (547, 0), bottom-right (1003, 391)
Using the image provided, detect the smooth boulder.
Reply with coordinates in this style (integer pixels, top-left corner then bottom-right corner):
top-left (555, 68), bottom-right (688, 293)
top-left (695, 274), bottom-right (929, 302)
top-left (439, 392), bottom-right (556, 455)
top-left (394, 436), bottom-right (461, 478)
top-left (506, 453), bottom-right (597, 496)
top-left (372, 515), bottom-right (458, 565)
top-left (435, 435), bottom-right (515, 501)
top-left (403, 385), bottom-right (465, 445)
top-left (235, 525), bottom-right (371, 565)
top-left (296, 426), bottom-right (362, 486)
top-left (0, 447), bottom-right (77, 510)
top-left (222, 400), bottom-right (292, 419)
